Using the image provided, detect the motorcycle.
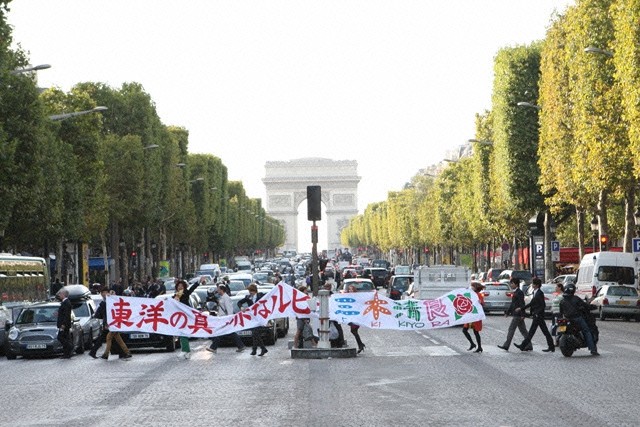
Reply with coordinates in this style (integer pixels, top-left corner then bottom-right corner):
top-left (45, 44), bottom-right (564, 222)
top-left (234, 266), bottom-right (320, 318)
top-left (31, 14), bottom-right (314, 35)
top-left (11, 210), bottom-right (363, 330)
top-left (556, 310), bottom-right (599, 357)
top-left (205, 288), bottom-right (219, 315)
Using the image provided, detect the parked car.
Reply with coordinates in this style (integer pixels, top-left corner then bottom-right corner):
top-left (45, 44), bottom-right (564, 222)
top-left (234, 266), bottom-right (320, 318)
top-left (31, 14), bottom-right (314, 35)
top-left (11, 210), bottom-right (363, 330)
top-left (485, 268), bottom-right (504, 282)
top-left (387, 275), bottom-right (413, 300)
top-left (479, 282), bottom-right (511, 313)
top-left (363, 267), bottom-right (390, 288)
top-left (590, 285), bottom-right (640, 321)
top-left (229, 291), bottom-right (282, 345)
top-left (5, 301), bottom-right (86, 359)
top-left (497, 270), bottom-right (533, 293)
top-left (551, 274), bottom-right (576, 286)
top-left (524, 283), bottom-right (557, 317)
top-left (340, 278), bottom-right (376, 293)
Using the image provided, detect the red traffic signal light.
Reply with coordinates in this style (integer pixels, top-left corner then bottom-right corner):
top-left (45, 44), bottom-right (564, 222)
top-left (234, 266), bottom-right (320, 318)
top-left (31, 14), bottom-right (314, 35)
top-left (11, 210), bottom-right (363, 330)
top-left (130, 251), bottom-right (137, 257)
top-left (599, 235), bottom-right (608, 250)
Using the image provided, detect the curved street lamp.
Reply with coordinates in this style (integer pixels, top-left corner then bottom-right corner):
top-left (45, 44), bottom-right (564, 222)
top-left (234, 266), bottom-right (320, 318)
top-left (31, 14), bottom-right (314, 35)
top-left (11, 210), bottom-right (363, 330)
top-left (49, 106), bottom-right (108, 121)
top-left (516, 101), bottom-right (541, 110)
top-left (584, 46), bottom-right (613, 57)
top-left (10, 64), bottom-right (51, 75)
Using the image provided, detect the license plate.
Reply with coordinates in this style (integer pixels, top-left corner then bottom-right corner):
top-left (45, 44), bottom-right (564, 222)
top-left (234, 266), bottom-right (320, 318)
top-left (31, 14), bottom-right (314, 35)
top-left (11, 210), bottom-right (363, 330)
top-left (558, 326), bottom-right (566, 332)
top-left (26, 344), bottom-right (47, 349)
top-left (238, 330), bottom-right (251, 337)
top-left (130, 333), bottom-right (149, 339)
top-left (617, 300), bottom-right (629, 305)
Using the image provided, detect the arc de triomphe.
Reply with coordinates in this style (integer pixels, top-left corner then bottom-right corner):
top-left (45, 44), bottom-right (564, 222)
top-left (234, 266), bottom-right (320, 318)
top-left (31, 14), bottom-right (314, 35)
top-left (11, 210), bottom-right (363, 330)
top-left (263, 158), bottom-right (360, 253)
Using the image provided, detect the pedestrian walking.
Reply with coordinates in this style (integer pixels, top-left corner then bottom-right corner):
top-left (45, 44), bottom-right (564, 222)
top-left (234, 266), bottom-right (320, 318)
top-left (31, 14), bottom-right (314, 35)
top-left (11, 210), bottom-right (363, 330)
top-left (515, 277), bottom-right (555, 353)
top-left (88, 286), bottom-right (109, 359)
top-left (174, 278), bottom-right (202, 360)
top-left (56, 289), bottom-right (74, 359)
top-left (237, 284), bottom-right (268, 356)
top-left (462, 281), bottom-right (484, 353)
top-left (497, 278), bottom-right (533, 352)
top-left (347, 284), bottom-right (365, 353)
top-left (206, 285), bottom-right (245, 354)
top-left (550, 282), bottom-right (564, 346)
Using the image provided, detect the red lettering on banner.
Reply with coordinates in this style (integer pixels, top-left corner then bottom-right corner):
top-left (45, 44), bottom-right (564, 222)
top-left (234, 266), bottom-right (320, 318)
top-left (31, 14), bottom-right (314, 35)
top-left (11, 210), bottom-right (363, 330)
top-left (225, 310), bottom-right (252, 328)
top-left (188, 310), bottom-right (213, 334)
top-left (170, 312), bottom-right (188, 329)
top-left (423, 299), bottom-right (448, 322)
top-left (249, 299), bottom-right (272, 319)
top-left (109, 298), bottom-right (134, 328)
top-left (136, 301), bottom-right (169, 331)
top-left (268, 286), bottom-right (311, 315)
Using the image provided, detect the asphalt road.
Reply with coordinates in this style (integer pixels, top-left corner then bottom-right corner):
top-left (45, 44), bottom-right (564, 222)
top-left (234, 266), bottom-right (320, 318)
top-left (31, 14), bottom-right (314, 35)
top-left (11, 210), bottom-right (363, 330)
top-left (2, 313), bottom-right (640, 427)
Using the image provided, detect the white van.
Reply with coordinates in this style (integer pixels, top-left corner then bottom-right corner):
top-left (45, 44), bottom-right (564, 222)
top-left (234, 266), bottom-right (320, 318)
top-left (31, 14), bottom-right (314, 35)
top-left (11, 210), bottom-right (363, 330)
top-left (575, 251), bottom-right (638, 301)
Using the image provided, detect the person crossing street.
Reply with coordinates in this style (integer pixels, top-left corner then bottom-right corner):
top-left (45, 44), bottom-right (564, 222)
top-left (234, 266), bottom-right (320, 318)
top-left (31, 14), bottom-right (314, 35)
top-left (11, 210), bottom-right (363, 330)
top-left (515, 277), bottom-right (555, 353)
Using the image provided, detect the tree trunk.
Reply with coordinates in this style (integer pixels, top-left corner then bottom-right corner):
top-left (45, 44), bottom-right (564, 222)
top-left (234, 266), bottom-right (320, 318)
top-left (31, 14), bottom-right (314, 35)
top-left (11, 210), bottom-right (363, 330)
top-left (623, 186), bottom-right (635, 252)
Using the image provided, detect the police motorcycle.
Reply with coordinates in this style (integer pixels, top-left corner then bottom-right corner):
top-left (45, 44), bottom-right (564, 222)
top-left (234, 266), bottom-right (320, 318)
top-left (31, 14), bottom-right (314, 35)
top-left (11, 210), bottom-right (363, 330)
top-left (205, 287), bottom-right (220, 315)
top-left (556, 291), bottom-right (599, 357)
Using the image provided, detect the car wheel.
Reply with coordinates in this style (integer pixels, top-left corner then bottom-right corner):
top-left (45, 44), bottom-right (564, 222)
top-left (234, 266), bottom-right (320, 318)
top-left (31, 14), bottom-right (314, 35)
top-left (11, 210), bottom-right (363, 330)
top-left (76, 332), bottom-right (85, 354)
top-left (165, 336), bottom-right (177, 352)
top-left (6, 351), bottom-right (17, 360)
top-left (636, 314), bottom-right (640, 322)
top-left (265, 325), bottom-right (277, 346)
top-left (623, 316), bottom-right (631, 322)
top-left (599, 308), bottom-right (606, 321)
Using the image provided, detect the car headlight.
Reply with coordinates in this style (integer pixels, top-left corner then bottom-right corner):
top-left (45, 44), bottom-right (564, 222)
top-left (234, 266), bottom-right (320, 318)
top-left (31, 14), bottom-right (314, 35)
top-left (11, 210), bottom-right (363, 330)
top-left (8, 327), bottom-right (19, 341)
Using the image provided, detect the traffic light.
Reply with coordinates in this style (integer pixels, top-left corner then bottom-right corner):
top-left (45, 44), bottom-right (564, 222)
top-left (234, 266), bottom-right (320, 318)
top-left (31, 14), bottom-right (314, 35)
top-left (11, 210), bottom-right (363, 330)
top-left (307, 185), bottom-right (321, 221)
top-left (599, 235), bottom-right (609, 251)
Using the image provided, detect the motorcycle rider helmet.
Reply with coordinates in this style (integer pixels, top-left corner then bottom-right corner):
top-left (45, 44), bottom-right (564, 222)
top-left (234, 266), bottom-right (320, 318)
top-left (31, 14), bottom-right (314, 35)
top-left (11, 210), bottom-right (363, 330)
top-left (563, 283), bottom-right (576, 295)
top-left (207, 287), bottom-right (217, 297)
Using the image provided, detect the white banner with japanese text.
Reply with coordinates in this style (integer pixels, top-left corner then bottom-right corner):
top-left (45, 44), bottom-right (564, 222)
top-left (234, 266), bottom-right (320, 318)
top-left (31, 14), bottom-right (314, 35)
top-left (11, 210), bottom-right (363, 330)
top-left (329, 288), bottom-right (485, 330)
top-left (106, 283), bottom-right (312, 338)
top-left (105, 285), bottom-right (484, 337)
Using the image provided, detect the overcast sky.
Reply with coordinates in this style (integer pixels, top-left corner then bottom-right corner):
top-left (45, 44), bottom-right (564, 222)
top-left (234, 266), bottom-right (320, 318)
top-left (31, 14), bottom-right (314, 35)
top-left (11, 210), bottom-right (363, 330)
top-left (7, 0), bottom-right (573, 250)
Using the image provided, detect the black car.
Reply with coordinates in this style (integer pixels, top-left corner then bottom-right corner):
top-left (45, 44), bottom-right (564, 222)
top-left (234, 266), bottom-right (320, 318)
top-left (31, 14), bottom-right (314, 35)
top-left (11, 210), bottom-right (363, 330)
top-left (5, 301), bottom-right (85, 359)
top-left (364, 267), bottom-right (390, 288)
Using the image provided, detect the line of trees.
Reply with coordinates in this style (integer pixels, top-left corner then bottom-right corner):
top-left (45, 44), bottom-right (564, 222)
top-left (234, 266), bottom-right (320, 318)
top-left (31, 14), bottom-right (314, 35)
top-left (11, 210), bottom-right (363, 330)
top-left (0, 1), bottom-right (284, 283)
top-left (342, 0), bottom-right (640, 275)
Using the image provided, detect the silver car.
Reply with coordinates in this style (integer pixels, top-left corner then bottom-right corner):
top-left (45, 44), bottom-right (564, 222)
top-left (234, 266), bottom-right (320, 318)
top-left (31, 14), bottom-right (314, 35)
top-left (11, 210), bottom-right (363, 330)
top-left (590, 285), bottom-right (640, 321)
top-left (480, 282), bottom-right (511, 313)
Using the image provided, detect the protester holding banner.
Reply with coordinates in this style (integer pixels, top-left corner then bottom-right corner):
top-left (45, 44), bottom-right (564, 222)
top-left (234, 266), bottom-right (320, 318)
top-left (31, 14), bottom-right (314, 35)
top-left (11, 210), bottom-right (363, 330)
top-left (237, 284), bottom-right (268, 356)
top-left (206, 285), bottom-right (246, 354)
top-left (347, 284), bottom-right (366, 353)
top-left (174, 278), bottom-right (202, 359)
top-left (462, 281), bottom-right (484, 353)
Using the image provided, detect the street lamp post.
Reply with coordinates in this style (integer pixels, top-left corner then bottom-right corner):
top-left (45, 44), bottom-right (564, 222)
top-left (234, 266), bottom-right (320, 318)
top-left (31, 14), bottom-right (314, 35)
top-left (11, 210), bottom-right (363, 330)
top-left (591, 216), bottom-right (599, 253)
top-left (49, 106), bottom-right (108, 121)
top-left (10, 64), bottom-right (51, 75)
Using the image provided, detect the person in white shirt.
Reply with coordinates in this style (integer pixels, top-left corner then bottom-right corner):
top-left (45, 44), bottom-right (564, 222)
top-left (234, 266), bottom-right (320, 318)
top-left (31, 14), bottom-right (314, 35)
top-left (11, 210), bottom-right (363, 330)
top-left (206, 285), bottom-right (245, 354)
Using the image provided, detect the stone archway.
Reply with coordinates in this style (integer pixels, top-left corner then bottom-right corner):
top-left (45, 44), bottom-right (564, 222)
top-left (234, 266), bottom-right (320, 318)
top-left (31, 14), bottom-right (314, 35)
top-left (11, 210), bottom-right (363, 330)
top-left (263, 158), bottom-right (360, 254)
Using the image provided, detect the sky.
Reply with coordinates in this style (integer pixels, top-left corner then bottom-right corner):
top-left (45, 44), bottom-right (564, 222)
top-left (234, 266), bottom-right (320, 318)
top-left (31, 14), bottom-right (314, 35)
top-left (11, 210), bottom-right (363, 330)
top-left (7, 0), bottom-right (574, 251)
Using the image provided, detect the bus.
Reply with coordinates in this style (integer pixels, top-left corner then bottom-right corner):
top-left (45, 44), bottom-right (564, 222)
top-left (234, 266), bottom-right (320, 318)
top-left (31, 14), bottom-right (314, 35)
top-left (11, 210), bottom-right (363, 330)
top-left (0, 254), bottom-right (49, 306)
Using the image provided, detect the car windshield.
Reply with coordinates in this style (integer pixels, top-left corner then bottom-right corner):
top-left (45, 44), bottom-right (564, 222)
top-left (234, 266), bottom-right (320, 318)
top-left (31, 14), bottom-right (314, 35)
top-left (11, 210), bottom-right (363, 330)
top-left (228, 281), bottom-right (246, 292)
top-left (72, 302), bottom-right (90, 317)
top-left (344, 280), bottom-right (375, 291)
top-left (253, 273), bottom-right (270, 282)
top-left (536, 284), bottom-right (555, 294)
top-left (597, 266), bottom-right (635, 285)
top-left (607, 286), bottom-right (638, 297)
top-left (392, 277), bottom-right (411, 290)
top-left (17, 307), bottom-right (58, 324)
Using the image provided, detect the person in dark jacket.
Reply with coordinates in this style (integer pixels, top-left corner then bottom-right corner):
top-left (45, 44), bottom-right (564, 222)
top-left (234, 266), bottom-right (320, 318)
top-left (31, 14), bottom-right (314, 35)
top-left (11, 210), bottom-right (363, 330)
top-left (497, 278), bottom-right (533, 351)
top-left (174, 278), bottom-right (202, 359)
top-left (237, 283), bottom-right (268, 356)
top-left (56, 289), bottom-right (74, 359)
top-left (559, 283), bottom-right (599, 356)
top-left (515, 277), bottom-right (555, 353)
